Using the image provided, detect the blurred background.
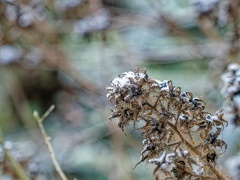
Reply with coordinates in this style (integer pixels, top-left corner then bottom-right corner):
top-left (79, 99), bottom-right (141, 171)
top-left (1, 0), bottom-right (240, 179)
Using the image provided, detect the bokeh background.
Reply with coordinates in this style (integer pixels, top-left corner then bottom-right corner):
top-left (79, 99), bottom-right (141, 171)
top-left (1, 0), bottom-right (240, 179)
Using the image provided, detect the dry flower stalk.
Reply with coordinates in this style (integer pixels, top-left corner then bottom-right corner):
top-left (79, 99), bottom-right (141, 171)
top-left (107, 69), bottom-right (229, 180)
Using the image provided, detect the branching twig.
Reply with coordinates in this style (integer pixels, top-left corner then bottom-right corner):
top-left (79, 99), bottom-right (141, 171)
top-left (33, 105), bottom-right (68, 180)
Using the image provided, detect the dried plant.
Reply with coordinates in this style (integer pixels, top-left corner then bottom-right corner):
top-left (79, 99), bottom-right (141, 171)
top-left (106, 69), bottom-right (229, 180)
top-left (222, 63), bottom-right (240, 126)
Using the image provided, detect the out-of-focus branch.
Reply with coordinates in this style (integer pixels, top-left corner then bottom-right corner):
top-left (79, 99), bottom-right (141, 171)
top-left (198, 16), bottom-right (222, 42)
top-left (142, 42), bottom-right (227, 63)
top-left (15, 24), bottom-right (104, 95)
top-left (0, 130), bottom-right (30, 180)
top-left (38, 44), bottom-right (103, 94)
top-left (0, 67), bottom-right (41, 142)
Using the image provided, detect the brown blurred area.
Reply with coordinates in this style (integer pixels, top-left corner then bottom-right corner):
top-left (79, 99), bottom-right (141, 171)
top-left (0, 0), bottom-right (240, 179)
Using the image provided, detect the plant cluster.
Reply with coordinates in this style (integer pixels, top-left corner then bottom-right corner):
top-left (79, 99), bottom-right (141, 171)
top-left (107, 69), bottom-right (229, 180)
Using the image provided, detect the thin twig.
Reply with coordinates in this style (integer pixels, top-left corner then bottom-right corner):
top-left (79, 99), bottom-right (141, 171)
top-left (33, 105), bottom-right (68, 180)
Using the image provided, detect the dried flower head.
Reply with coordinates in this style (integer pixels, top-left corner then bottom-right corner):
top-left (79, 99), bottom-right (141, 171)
top-left (107, 69), bottom-right (228, 180)
top-left (222, 63), bottom-right (240, 126)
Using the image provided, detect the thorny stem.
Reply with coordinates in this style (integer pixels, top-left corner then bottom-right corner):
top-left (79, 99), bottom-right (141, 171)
top-left (33, 105), bottom-right (68, 180)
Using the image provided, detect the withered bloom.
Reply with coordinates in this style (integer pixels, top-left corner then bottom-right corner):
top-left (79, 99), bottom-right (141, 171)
top-left (107, 69), bottom-right (228, 180)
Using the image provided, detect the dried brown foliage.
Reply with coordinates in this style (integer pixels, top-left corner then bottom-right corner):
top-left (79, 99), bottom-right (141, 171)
top-left (107, 69), bottom-right (229, 180)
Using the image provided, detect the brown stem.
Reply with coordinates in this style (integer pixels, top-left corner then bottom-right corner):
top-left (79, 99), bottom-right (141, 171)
top-left (167, 121), bottom-right (227, 180)
top-left (33, 106), bottom-right (68, 180)
top-left (0, 130), bottom-right (30, 180)
top-left (140, 101), bottom-right (226, 179)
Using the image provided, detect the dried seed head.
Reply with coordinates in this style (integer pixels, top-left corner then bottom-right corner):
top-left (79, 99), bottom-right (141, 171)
top-left (107, 69), bottom-right (227, 179)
